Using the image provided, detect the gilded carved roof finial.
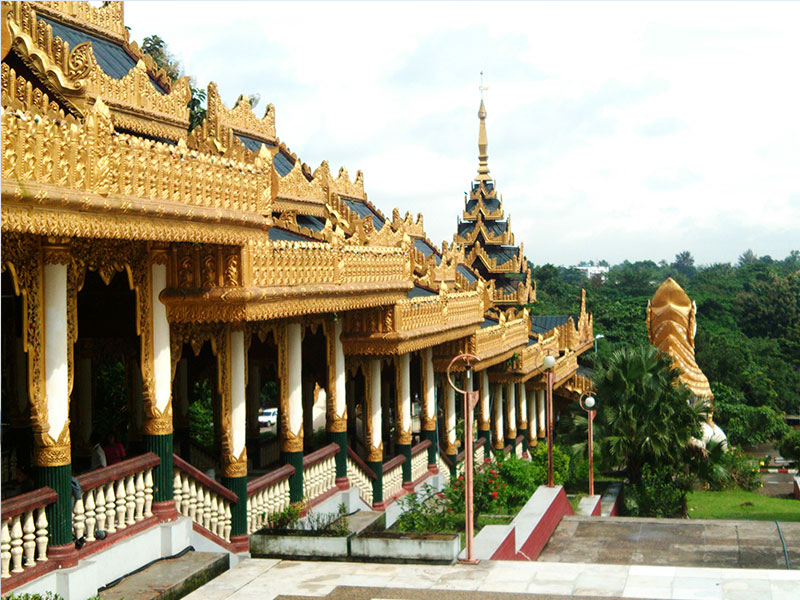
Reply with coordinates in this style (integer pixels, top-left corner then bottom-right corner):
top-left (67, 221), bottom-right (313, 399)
top-left (476, 72), bottom-right (490, 182)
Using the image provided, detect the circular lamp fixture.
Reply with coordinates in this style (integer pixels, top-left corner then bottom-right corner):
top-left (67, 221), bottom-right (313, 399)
top-left (584, 396), bottom-right (596, 409)
top-left (543, 355), bottom-right (556, 369)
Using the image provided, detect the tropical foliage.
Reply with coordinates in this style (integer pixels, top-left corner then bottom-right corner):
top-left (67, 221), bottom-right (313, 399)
top-left (530, 250), bottom-right (800, 446)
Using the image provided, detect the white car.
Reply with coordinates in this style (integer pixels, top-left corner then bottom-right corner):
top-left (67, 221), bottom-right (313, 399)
top-left (258, 407), bottom-right (278, 427)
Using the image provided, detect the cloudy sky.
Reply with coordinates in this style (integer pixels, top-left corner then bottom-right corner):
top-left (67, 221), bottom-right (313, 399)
top-left (125, 1), bottom-right (799, 267)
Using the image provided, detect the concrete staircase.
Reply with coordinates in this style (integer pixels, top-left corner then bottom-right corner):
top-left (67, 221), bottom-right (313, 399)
top-left (99, 551), bottom-right (229, 600)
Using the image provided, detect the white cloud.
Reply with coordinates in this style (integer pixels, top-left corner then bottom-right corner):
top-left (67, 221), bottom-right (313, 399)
top-left (124, 1), bottom-right (800, 265)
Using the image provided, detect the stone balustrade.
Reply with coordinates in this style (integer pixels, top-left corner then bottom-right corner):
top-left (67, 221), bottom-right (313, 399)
top-left (410, 440), bottom-right (431, 482)
top-left (246, 465), bottom-right (294, 534)
top-left (173, 455), bottom-right (236, 542)
top-left (1, 487), bottom-right (57, 579)
top-left (73, 453), bottom-right (159, 544)
top-left (382, 455), bottom-right (406, 502)
top-left (302, 443), bottom-right (338, 502)
top-left (346, 448), bottom-right (375, 507)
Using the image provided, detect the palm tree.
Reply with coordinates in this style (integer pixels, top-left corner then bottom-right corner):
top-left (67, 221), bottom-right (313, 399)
top-left (592, 345), bottom-right (707, 485)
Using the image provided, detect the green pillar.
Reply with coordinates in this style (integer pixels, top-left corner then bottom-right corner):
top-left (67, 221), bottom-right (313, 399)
top-left (36, 464), bottom-right (72, 546)
top-left (423, 430), bottom-right (438, 465)
top-left (446, 451), bottom-right (458, 477)
top-left (282, 450), bottom-right (304, 502)
top-left (397, 443), bottom-right (412, 483)
top-left (329, 430), bottom-right (348, 479)
top-left (367, 459), bottom-right (383, 506)
top-left (222, 475), bottom-right (248, 536)
top-left (144, 433), bottom-right (173, 502)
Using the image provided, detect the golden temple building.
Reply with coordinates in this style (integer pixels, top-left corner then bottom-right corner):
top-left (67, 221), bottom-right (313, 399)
top-left (0, 2), bottom-right (594, 595)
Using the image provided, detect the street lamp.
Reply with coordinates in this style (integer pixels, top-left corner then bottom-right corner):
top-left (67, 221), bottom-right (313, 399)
top-left (594, 334), bottom-right (605, 353)
top-left (446, 353), bottom-right (480, 564)
top-left (578, 393), bottom-right (597, 496)
top-left (543, 354), bottom-right (556, 487)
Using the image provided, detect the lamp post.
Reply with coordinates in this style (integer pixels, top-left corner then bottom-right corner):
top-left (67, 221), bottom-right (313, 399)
top-left (446, 353), bottom-right (480, 564)
top-left (578, 393), bottom-right (597, 496)
top-left (543, 354), bottom-right (556, 487)
top-left (594, 334), bottom-right (605, 353)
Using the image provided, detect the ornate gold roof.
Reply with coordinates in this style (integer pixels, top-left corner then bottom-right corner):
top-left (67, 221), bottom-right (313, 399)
top-left (647, 278), bottom-right (713, 399)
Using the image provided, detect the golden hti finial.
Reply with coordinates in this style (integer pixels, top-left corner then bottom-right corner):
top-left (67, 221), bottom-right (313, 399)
top-left (476, 71), bottom-right (490, 182)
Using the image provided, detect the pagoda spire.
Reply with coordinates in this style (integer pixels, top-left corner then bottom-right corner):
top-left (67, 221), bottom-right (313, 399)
top-left (476, 73), bottom-right (490, 182)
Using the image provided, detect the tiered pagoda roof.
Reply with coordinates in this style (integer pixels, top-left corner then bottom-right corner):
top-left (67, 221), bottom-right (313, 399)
top-left (454, 99), bottom-right (534, 306)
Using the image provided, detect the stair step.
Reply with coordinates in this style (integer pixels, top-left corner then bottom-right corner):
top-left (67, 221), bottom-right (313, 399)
top-left (347, 510), bottom-right (385, 535)
top-left (99, 550), bottom-right (229, 600)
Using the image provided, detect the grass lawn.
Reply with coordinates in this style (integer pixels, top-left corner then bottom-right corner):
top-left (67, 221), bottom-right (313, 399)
top-left (688, 490), bottom-right (800, 521)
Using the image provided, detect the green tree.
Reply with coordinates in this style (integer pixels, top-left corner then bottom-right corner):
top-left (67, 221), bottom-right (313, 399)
top-left (140, 34), bottom-right (183, 82)
top-left (593, 345), bottom-right (705, 484)
top-left (672, 251), bottom-right (696, 279)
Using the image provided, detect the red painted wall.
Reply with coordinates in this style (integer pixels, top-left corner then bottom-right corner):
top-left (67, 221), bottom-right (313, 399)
top-left (489, 528), bottom-right (517, 560)
top-left (515, 487), bottom-right (573, 560)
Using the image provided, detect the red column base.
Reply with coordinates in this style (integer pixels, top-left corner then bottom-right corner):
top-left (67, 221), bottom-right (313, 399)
top-left (372, 501), bottom-right (386, 511)
top-left (402, 481), bottom-right (415, 491)
top-left (49, 542), bottom-right (79, 569)
top-left (152, 500), bottom-right (179, 521)
top-left (335, 477), bottom-right (350, 490)
top-left (428, 464), bottom-right (438, 474)
top-left (229, 534), bottom-right (249, 553)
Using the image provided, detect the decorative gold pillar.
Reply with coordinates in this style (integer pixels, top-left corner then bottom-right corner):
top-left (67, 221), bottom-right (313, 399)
top-left (478, 370), bottom-right (491, 438)
top-left (493, 383), bottom-right (504, 451)
top-left (505, 382), bottom-right (517, 450)
top-left (327, 317), bottom-right (348, 481)
top-left (537, 389), bottom-right (546, 438)
top-left (421, 348), bottom-right (438, 465)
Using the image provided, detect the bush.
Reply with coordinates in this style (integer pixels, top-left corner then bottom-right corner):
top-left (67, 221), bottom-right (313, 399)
top-left (189, 379), bottom-right (215, 451)
top-left (707, 448), bottom-right (762, 492)
top-left (713, 395), bottom-right (789, 447)
top-left (778, 430), bottom-right (800, 464)
top-left (395, 484), bottom-right (454, 533)
top-left (624, 463), bottom-right (687, 518)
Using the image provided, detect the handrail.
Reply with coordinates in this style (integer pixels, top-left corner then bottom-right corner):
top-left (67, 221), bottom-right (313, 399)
top-left (246, 464), bottom-right (295, 497)
top-left (515, 435), bottom-right (524, 446)
top-left (302, 443), bottom-right (339, 469)
top-left (76, 452), bottom-right (160, 492)
top-left (346, 447), bottom-right (376, 480)
top-left (410, 439), bottom-right (431, 456)
top-left (1, 486), bottom-right (57, 521)
top-left (173, 454), bottom-right (238, 503)
top-left (382, 454), bottom-right (406, 474)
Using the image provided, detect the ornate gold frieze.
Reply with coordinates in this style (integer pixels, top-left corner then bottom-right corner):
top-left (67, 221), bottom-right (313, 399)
top-left (206, 81), bottom-right (275, 145)
top-left (30, 1), bottom-right (127, 44)
top-left (276, 159), bottom-right (327, 205)
top-left (1, 105), bottom-right (271, 219)
top-left (328, 165), bottom-right (365, 200)
top-left (465, 241), bottom-right (522, 274)
top-left (1, 63), bottom-right (66, 119)
top-left (3, 1), bottom-right (94, 113)
top-left (169, 243), bottom-right (242, 291)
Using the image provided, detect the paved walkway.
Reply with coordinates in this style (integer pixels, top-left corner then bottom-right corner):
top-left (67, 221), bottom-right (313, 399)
top-left (539, 516), bottom-right (800, 570)
top-left (184, 557), bottom-right (800, 600)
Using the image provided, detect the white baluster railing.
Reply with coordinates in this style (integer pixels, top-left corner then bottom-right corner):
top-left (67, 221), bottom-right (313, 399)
top-left (382, 458), bottom-right (405, 502)
top-left (1, 487), bottom-right (55, 579)
top-left (172, 455), bottom-right (235, 542)
top-left (410, 441), bottom-right (430, 483)
top-left (346, 449), bottom-right (375, 507)
top-left (302, 443), bottom-right (338, 502)
top-left (73, 453), bottom-right (159, 547)
top-left (245, 464), bottom-right (294, 534)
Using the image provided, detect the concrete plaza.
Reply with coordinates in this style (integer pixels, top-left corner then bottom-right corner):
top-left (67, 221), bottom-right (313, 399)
top-left (183, 557), bottom-right (800, 600)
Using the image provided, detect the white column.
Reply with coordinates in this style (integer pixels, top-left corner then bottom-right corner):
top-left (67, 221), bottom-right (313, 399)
top-left (369, 358), bottom-right (382, 454)
top-left (424, 348), bottom-right (435, 425)
top-left (537, 389), bottom-right (546, 438)
top-left (445, 382), bottom-right (456, 448)
top-left (151, 264), bottom-right (171, 414)
top-left (399, 353), bottom-right (411, 438)
top-left (519, 384), bottom-right (528, 430)
top-left (334, 319), bottom-right (346, 422)
top-left (506, 382), bottom-right (517, 438)
top-left (44, 262), bottom-right (69, 440)
top-left (526, 386), bottom-right (537, 442)
top-left (480, 371), bottom-right (490, 431)
top-left (287, 323), bottom-right (303, 441)
top-left (230, 330), bottom-right (246, 459)
top-left (493, 383), bottom-right (504, 448)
